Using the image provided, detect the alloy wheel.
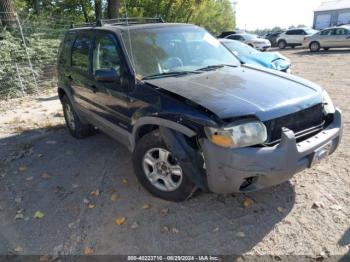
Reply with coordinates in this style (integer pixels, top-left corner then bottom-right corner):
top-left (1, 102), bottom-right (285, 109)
top-left (65, 103), bottom-right (76, 131)
top-left (142, 148), bottom-right (183, 192)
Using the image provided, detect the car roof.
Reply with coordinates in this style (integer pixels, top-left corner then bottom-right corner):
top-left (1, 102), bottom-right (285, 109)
top-left (68, 22), bottom-right (195, 34)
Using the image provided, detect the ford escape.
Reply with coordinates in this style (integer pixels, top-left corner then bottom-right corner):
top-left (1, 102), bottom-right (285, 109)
top-left (57, 18), bottom-right (342, 201)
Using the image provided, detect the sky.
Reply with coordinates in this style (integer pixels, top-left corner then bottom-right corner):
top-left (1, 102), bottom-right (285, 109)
top-left (235, 0), bottom-right (323, 30)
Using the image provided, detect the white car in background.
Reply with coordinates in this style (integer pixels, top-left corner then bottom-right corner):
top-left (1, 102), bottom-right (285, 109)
top-left (277, 28), bottom-right (318, 49)
top-left (225, 33), bottom-right (271, 51)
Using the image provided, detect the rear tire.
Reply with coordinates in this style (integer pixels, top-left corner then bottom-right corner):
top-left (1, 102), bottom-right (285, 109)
top-left (132, 130), bottom-right (196, 201)
top-left (61, 95), bottom-right (96, 139)
top-left (310, 42), bottom-right (320, 52)
top-left (278, 40), bottom-right (287, 49)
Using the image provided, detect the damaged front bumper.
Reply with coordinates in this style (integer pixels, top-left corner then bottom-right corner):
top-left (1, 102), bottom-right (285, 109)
top-left (200, 109), bottom-right (343, 194)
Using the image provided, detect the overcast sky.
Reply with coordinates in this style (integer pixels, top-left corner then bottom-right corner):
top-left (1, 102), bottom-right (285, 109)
top-left (235, 0), bottom-right (322, 30)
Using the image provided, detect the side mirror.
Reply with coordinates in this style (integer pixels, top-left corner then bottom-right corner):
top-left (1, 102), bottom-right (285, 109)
top-left (95, 69), bottom-right (120, 83)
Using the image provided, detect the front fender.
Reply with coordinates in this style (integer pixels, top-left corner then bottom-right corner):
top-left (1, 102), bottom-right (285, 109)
top-left (131, 116), bottom-right (197, 151)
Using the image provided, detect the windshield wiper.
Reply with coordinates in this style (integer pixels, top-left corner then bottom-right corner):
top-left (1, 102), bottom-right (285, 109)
top-left (142, 71), bottom-right (201, 80)
top-left (196, 64), bottom-right (238, 71)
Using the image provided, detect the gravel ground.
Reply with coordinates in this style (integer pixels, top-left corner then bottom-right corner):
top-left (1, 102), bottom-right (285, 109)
top-left (0, 48), bottom-right (349, 259)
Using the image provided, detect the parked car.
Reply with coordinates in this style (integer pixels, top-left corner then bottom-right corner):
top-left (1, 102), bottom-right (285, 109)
top-left (57, 19), bottom-right (342, 201)
top-left (265, 31), bottom-right (284, 47)
top-left (303, 25), bottom-right (350, 52)
top-left (225, 33), bottom-right (271, 51)
top-left (220, 39), bottom-right (291, 72)
top-left (277, 28), bottom-right (318, 49)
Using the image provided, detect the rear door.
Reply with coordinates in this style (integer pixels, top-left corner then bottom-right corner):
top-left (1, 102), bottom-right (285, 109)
top-left (334, 28), bottom-right (350, 47)
top-left (69, 31), bottom-right (96, 111)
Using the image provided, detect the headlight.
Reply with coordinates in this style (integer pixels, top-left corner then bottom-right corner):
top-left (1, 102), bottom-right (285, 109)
top-left (204, 120), bottom-right (267, 148)
top-left (323, 90), bottom-right (335, 114)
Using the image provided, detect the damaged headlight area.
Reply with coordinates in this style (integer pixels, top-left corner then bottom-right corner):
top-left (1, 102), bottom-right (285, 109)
top-left (205, 120), bottom-right (267, 148)
top-left (323, 90), bottom-right (335, 115)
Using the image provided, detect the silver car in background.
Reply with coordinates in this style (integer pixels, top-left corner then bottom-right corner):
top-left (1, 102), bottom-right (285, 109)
top-left (225, 33), bottom-right (271, 51)
top-left (303, 25), bottom-right (350, 52)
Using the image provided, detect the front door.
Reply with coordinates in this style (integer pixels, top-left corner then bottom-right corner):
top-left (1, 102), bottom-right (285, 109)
top-left (90, 32), bottom-right (133, 132)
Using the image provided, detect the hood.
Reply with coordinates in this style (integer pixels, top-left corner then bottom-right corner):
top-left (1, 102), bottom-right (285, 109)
top-left (145, 66), bottom-right (323, 121)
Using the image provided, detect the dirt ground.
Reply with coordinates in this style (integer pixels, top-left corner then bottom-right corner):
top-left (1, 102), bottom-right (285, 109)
top-left (0, 48), bottom-right (349, 259)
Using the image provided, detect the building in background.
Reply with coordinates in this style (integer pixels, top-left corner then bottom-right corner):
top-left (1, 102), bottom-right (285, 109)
top-left (313, 0), bottom-right (350, 29)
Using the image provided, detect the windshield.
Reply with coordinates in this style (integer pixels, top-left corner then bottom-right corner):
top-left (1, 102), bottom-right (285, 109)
top-left (222, 40), bottom-right (259, 56)
top-left (121, 26), bottom-right (240, 78)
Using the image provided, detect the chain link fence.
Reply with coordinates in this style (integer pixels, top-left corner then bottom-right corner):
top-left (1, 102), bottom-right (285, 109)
top-left (0, 12), bottom-right (71, 100)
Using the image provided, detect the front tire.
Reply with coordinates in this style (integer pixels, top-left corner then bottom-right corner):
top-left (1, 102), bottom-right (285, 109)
top-left (310, 42), bottom-right (320, 52)
top-left (132, 130), bottom-right (196, 201)
top-left (61, 95), bottom-right (96, 139)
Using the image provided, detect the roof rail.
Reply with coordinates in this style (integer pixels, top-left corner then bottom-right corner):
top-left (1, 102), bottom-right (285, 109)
top-left (70, 17), bottom-right (164, 28)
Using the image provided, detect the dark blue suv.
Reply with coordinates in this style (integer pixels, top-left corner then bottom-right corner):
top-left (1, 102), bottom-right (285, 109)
top-left (57, 18), bottom-right (342, 201)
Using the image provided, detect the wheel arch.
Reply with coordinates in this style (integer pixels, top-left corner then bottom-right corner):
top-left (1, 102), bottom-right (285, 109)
top-left (131, 117), bottom-right (197, 151)
top-left (309, 41), bottom-right (320, 48)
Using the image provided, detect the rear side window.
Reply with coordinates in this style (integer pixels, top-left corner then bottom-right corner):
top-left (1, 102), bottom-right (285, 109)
top-left (72, 35), bottom-right (92, 72)
top-left (335, 28), bottom-right (346, 35)
top-left (286, 30), bottom-right (295, 35)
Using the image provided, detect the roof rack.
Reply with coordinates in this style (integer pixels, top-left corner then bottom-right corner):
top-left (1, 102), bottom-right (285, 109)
top-left (70, 17), bottom-right (164, 28)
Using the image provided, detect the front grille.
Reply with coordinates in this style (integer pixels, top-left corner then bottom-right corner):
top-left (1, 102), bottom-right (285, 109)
top-left (264, 104), bottom-right (325, 145)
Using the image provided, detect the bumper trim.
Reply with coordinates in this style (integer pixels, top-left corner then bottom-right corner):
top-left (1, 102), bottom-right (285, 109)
top-left (200, 109), bottom-right (343, 194)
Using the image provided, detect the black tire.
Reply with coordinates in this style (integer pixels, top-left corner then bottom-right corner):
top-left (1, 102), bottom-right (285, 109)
top-left (278, 40), bottom-right (287, 49)
top-left (309, 42), bottom-right (320, 52)
top-left (132, 130), bottom-right (196, 202)
top-left (61, 95), bottom-right (96, 139)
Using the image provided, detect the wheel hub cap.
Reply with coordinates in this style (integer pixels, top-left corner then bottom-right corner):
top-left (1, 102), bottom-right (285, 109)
top-left (142, 148), bottom-right (183, 192)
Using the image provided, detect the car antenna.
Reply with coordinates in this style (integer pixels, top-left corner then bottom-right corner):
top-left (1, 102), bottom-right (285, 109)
top-left (124, 0), bottom-right (136, 75)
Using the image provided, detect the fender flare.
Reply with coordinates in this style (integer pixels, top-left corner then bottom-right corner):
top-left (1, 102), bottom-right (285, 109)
top-left (131, 116), bottom-right (197, 150)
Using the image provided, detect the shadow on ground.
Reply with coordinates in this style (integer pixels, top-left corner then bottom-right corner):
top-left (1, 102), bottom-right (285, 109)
top-left (339, 228), bottom-right (350, 262)
top-left (0, 125), bottom-right (296, 255)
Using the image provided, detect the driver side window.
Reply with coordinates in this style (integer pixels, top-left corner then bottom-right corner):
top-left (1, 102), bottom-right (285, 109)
top-left (93, 34), bottom-right (122, 75)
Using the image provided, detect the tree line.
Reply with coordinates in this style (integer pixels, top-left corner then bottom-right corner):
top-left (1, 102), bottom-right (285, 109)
top-left (0, 0), bottom-right (235, 35)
